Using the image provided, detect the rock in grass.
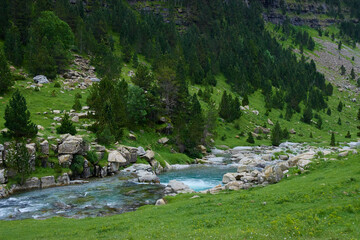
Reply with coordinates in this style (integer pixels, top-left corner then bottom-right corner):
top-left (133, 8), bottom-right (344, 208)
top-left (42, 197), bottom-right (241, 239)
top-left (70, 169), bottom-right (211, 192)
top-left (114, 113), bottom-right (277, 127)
top-left (155, 199), bottom-right (166, 205)
top-left (33, 75), bottom-right (49, 84)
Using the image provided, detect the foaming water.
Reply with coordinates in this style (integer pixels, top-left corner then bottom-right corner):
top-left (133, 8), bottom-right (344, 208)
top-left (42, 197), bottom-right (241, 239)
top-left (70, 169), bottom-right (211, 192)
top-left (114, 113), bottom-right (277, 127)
top-left (0, 175), bottom-right (164, 221)
top-left (159, 165), bottom-right (237, 191)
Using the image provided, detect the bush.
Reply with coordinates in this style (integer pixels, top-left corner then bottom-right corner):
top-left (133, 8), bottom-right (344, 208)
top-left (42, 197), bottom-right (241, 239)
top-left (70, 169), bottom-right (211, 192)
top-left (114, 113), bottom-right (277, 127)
top-left (246, 132), bottom-right (255, 144)
top-left (70, 155), bottom-right (84, 176)
top-left (72, 97), bottom-right (82, 111)
top-left (54, 82), bottom-right (61, 88)
top-left (56, 114), bottom-right (77, 135)
top-left (75, 92), bottom-right (82, 99)
top-left (345, 131), bottom-right (351, 138)
top-left (97, 126), bottom-right (115, 145)
top-left (86, 151), bottom-right (98, 165)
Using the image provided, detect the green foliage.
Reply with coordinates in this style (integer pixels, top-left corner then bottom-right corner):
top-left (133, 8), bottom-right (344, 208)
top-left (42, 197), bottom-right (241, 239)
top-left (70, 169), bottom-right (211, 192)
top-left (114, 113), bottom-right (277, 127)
top-left (301, 105), bottom-right (313, 124)
top-left (0, 50), bottom-right (14, 95)
top-left (25, 11), bottom-right (74, 78)
top-left (54, 82), bottom-right (61, 88)
top-left (242, 95), bottom-right (249, 106)
top-left (246, 132), bottom-right (255, 144)
top-left (86, 151), bottom-right (98, 166)
top-left (72, 97), bottom-right (82, 111)
top-left (330, 132), bottom-right (336, 146)
top-left (56, 114), bottom-right (76, 135)
top-left (75, 93), bottom-right (82, 99)
top-left (4, 90), bottom-right (38, 138)
top-left (5, 141), bottom-right (32, 185)
top-left (4, 23), bottom-right (23, 66)
top-left (340, 65), bottom-right (346, 75)
top-left (316, 115), bottom-right (323, 129)
top-left (92, 43), bottom-right (122, 80)
top-left (132, 53), bottom-right (139, 68)
top-left (337, 117), bottom-right (342, 125)
top-left (127, 85), bottom-right (148, 124)
top-left (345, 131), bottom-right (351, 138)
top-left (337, 101), bottom-right (343, 112)
top-left (271, 121), bottom-right (282, 146)
top-left (219, 91), bottom-right (241, 122)
top-left (96, 126), bottom-right (115, 145)
top-left (327, 108), bottom-right (332, 116)
top-left (131, 64), bottom-right (154, 90)
top-left (350, 68), bottom-right (356, 79)
top-left (70, 155), bottom-right (84, 176)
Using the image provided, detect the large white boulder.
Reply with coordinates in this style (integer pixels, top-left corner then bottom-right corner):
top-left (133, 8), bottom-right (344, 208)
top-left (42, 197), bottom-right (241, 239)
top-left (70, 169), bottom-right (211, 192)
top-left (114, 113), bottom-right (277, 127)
top-left (33, 75), bottom-right (49, 84)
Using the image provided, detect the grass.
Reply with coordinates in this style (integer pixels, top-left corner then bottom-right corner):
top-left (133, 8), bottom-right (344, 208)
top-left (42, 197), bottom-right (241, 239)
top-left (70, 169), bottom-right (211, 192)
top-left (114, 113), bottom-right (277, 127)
top-left (1, 152), bottom-right (359, 239)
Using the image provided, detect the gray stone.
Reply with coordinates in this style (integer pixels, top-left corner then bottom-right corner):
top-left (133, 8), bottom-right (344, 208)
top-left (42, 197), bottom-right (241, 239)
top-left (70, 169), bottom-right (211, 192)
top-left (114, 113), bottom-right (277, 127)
top-left (23, 177), bottom-right (41, 190)
top-left (155, 199), bottom-right (166, 205)
top-left (142, 150), bottom-right (155, 161)
top-left (0, 169), bottom-right (7, 184)
top-left (40, 140), bottom-right (49, 155)
top-left (57, 173), bottom-right (70, 186)
top-left (58, 154), bottom-right (73, 167)
top-left (41, 176), bottom-right (56, 188)
top-left (158, 137), bottom-right (169, 144)
top-left (33, 75), bottom-right (49, 84)
top-left (264, 165), bottom-right (283, 183)
top-left (128, 133), bottom-right (137, 140)
top-left (137, 146), bottom-right (146, 156)
top-left (279, 155), bottom-right (289, 160)
top-left (222, 173), bottom-right (237, 184)
top-left (90, 77), bottom-right (101, 82)
top-left (71, 116), bottom-right (79, 122)
top-left (338, 151), bottom-right (349, 157)
top-left (225, 181), bottom-right (243, 190)
top-left (58, 136), bottom-right (84, 154)
top-left (108, 150), bottom-right (127, 164)
top-left (166, 180), bottom-right (194, 194)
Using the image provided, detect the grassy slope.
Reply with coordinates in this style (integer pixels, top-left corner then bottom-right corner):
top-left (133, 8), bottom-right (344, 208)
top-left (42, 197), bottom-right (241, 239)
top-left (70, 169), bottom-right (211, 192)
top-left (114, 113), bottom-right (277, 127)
top-left (1, 153), bottom-right (359, 239)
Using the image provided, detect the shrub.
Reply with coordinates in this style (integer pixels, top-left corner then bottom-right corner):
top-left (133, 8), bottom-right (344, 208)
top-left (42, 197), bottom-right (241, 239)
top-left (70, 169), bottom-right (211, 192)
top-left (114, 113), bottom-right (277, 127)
top-left (246, 132), bottom-right (255, 144)
top-left (75, 92), bottom-right (82, 99)
top-left (56, 114), bottom-right (77, 135)
top-left (97, 126), bottom-right (115, 145)
top-left (86, 151), bottom-right (98, 165)
top-left (72, 97), bottom-right (82, 111)
top-left (54, 82), bottom-right (61, 88)
top-left (70, 155), bottom-right (84, 176)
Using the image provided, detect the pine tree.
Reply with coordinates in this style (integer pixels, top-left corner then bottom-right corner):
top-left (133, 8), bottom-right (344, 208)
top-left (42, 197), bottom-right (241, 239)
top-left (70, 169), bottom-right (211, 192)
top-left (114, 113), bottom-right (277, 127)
top-left (271, 121), bottom-right (282, 146)
top-left (72, 97), bottom-right (82, 111)
top-left (56, 114), bottom-right (77, 135)
top-left (337, 101), bottom-right (343, 112)
top-left (345, 131), bottom-right (351, 138)
top-left (4, 23), bottom-right (23, 66)
top-left (246, 132), bottom-right (255, 144)
top-left (337, 117), bottom-right (342, 125)
top-left (350, 68), bottom-right (356, 80)
top-left (242, 94), bottom-right (249, 106)
top-left (0, 50), bottom-right (13, 95)
top-left (327, 108), bottom-right (332, 116)
top-left (132, 52), bottom-right (139, 68)
top-left (310, 132), bottom-right (313, 138)
top-left (330, 132), bottom-right (336, 146)
top-left (5, 141), bottom-right (32, 184)
top-left (4, 90), bottom-right (38, 138)
top-left (357, 108), bottom-right (360, 120)
top-left (316, 116), bottom-right (323, 129)
top-left (301, 105), bottom-right (313, 124)
top-left (340, 65), bottom-right (346, 75)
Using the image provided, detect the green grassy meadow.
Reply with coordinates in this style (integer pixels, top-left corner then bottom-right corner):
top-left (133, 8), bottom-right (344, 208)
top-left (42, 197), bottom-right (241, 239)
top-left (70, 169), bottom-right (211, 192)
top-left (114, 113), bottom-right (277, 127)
top-left (0, 153), bottom-right (359, 239)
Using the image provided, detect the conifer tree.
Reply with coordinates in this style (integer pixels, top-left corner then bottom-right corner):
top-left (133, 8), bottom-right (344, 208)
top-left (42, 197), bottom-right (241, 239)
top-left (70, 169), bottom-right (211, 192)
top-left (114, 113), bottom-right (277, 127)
top-left (337, 117), bottom-right (342, 125)
top-left (350, 68), bottom-right (356, 80)
top-left (330, 132), bottom-right (336, 146)
top-left (72, 97), bottom-right (82, 111)
top-left (327, 108), bottom-right (332, 116)
top-left (4, 90), bottom-right (38, 138)
top-left (246, 132), bottom-right (255, 144)
top-left (301, 105), bottom-right (313, 124)
top-left (132, 53), bottom-right (139, 68)
top-left (0, 50), bottom-right (13, 95)
top-left (4, 23), bottom-right (23, 66)
top-left (242, 94), bottom-right (249, 106)
top-left (357, 108), bottom-right (360, 120)
top-left (271, 121), bottom-right (282, 146)
top-left (316, 116), bottom-right (323, 129)
top-left (340, 65), bottom-right (346, 75)
top-left (337, 101), bottom-right (343, 112)
top-left (345, 131), bottom-right (351, 138)
top-left (5, 141), bottom-right (32, 184)
top-left (56, 114), bottom-right (77, 135)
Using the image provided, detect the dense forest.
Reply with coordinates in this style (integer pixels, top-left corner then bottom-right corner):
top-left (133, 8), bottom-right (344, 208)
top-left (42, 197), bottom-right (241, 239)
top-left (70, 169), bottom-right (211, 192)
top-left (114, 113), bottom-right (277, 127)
top-left (0, 0), bottom-right (332, 156)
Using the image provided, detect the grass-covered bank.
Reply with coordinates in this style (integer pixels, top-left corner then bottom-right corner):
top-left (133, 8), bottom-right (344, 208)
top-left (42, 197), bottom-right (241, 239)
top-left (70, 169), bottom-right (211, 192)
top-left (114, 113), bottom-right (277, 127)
top-left (1, 153), bottom-right (359, 239)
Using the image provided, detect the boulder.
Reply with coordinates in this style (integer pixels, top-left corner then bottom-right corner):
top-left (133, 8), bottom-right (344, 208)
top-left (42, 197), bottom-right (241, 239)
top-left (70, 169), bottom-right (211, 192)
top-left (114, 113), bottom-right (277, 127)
top-left (117, 146), bottom-right (137, 164)
top-left (71, 116), bottom-right (79, 122)
top-left (128, 133), bottom-right (137, 140)
top-left (338, 151), bottom-right (349, 157)
top-left (0, 169), bottom-right (7, 184)
top-left (58, 154), bottom-right (73, 167)
top-left (222, 173), bottom-right (236, 184)
top-left (22, 177), bottom-right (41, 190)
top-left (166, 180), bottom-right (194, 194)
top-left (289, 129), bottom-right (296, 134)
top-left (277, 161), bottom-right (289, 171)
top-left (137, 171), bottom-right (160, 183)
top-left (142, 150), bottom-right (155, 162)
top-left (108, 150), bottom-right (127, 165)
top-left (40, 140), bottom-right (49, 155)
top-left (197, 145), bottom-right (207, 154)
top-left (155, 199), bottom-right (166, 205)
top-left (40, 176), bottom-right (56, 188)
top-left (225, 181), bottom-right (243, 190)
top-left (279, 155), bottom-right (289, 160)
top-left (297, 159), bottom-right (312, 168)
top-left (58, 136), bottom-right (85, 155)
top-left (288, 151), bottom-right (315, 167)
top-left (267, 118), bottom-right (274, 125)
top-left (264, 165), bottom-right (283, 183)
top-left (57, 173), bottom-right (70, 185)
top-left (33, 75), bottom-right (49, 84)
top-left (90, 77), bottom-right (101, 82)
top-left (92, 144), bottom-right (106, 152)
top-left (158, 137), bottom-right (169, 145)
top-left (137, 146), bottom-right (146, 156)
